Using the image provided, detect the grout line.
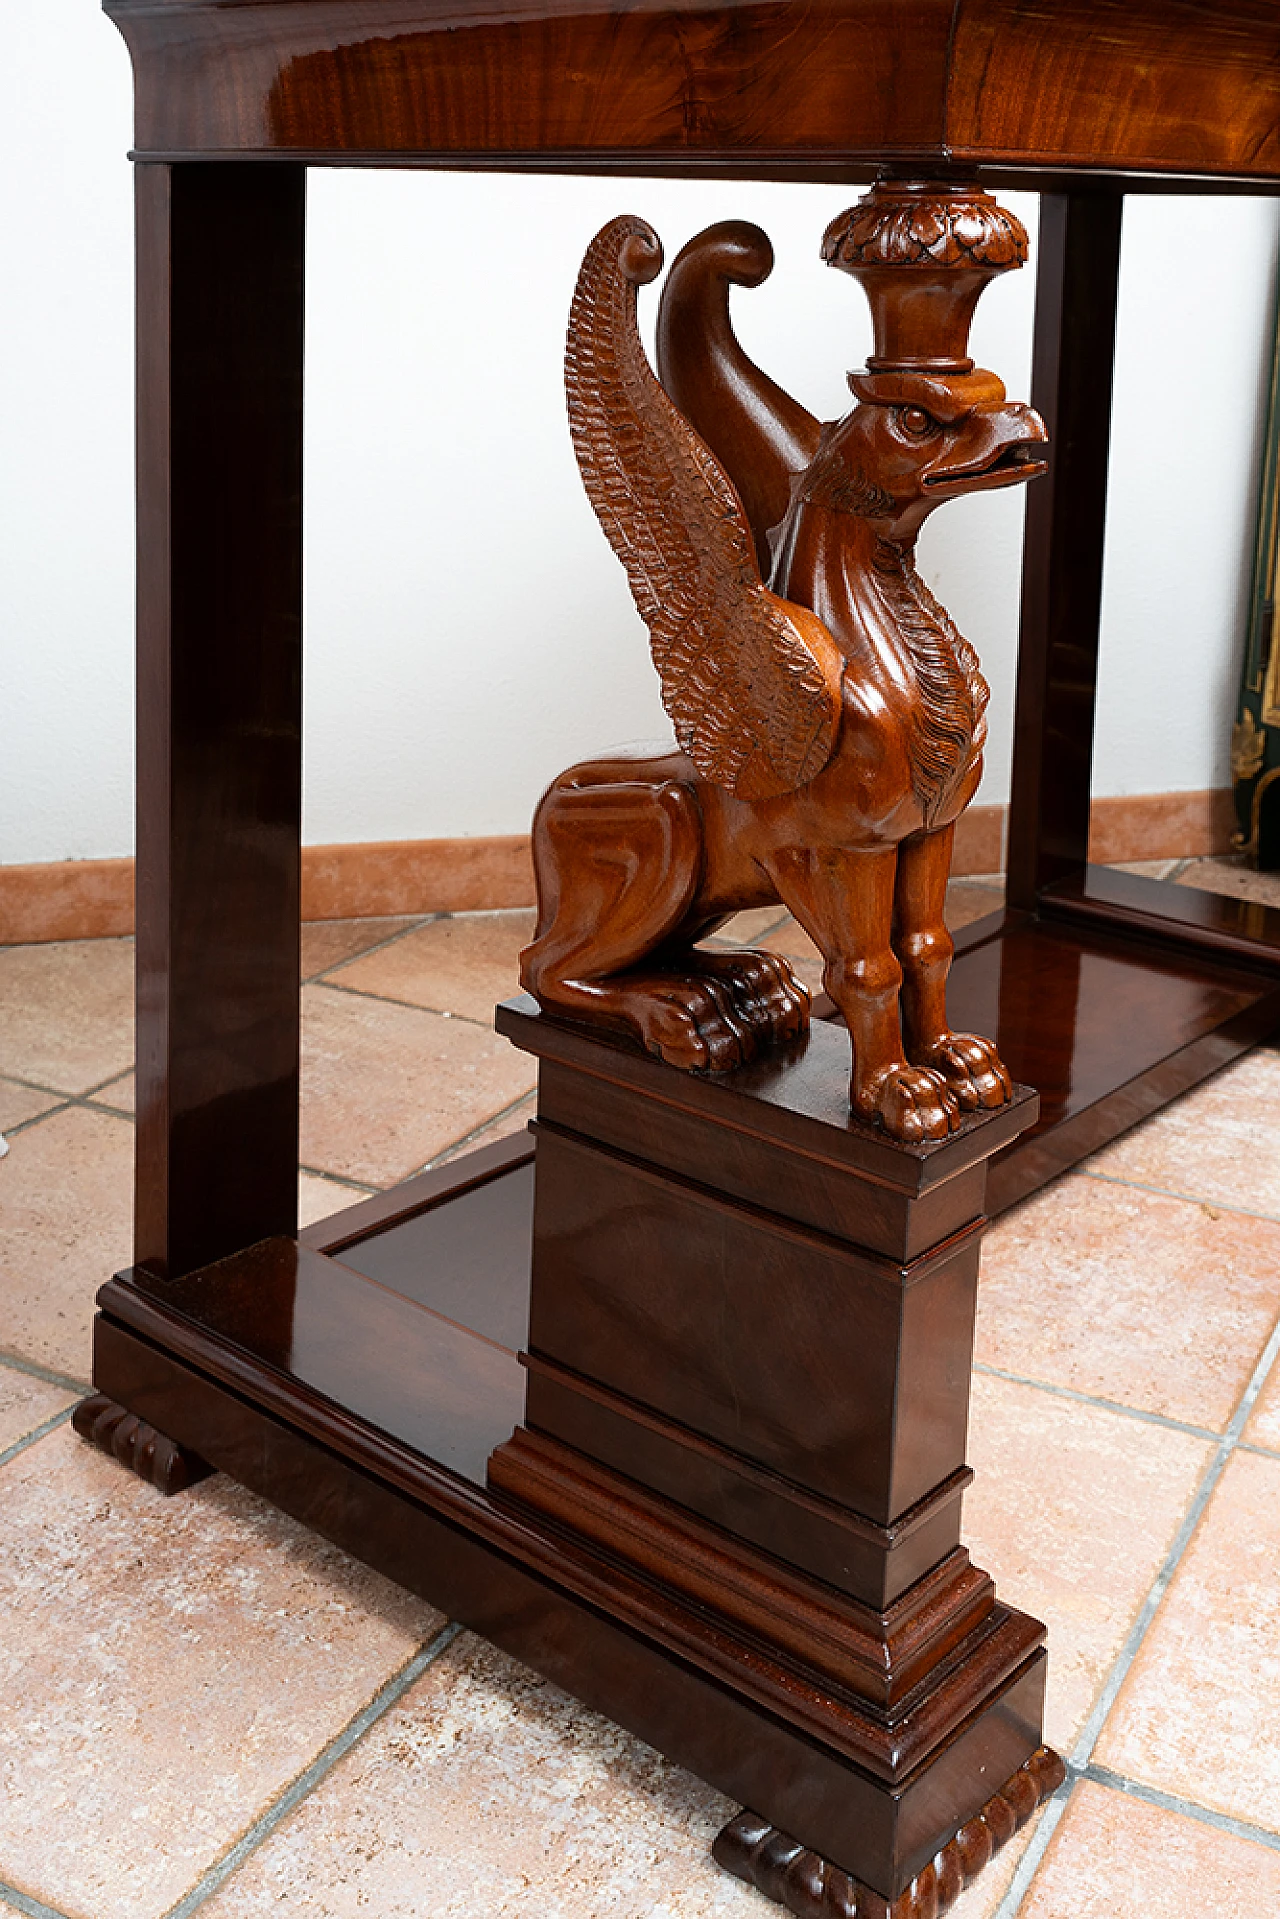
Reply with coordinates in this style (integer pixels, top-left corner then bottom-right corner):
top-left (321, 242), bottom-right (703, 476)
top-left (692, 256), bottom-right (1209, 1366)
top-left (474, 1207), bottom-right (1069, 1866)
top-left (0, 1879), bottom-right (79, 1919)
top-left (0, 1099), bottom-right (77, 1140)
top-left (1, 1077), bottom-right (138, 1136)
top-left (0, 1350), bottom-right (90, 1393)
top-left (1065, 1311), bottom-right (1280, 1775)
top-left (314, 975), bottom-right (499, 1032)
top-left (1082, 1763), bottom-right (1280, 1852)
top-left (417, 1089), bottom-right (537, 1175)
top-left (972, 1361), bottom-right (1220, 1442)
top-left (297, 1164), bottom-right (380, 1197)
top-left (161, 1620), bottom-right (465, 1919)
top-left (997, 1306), bottom-right (1280, 1913)
top-left (1238, 1439), bottom-right (1280, 1460)
top-left (1078, 1165), bottom-right (1280, 1228)
top-left (302, 913), bottom-right (437, 985)
top-left (0, 1406), bottom-right (77, 1471)
top-left (990, 1775), bottom-right (1075, 1919)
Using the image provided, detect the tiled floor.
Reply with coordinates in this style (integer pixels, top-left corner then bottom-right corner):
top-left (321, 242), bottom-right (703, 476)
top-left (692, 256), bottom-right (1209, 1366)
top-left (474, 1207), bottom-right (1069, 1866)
top-left (2, 863), bottom-right (1280, 1916)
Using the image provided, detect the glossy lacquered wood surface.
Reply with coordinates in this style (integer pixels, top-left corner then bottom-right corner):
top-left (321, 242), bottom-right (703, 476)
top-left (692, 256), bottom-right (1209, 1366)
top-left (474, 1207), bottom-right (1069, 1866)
top-left (945, 891), bottom-right (1280, 1211)
top-left (104, 0), bottom-right (1280, 184)
top-left (93, 1074), bottom-right (1048, 1900)
top-left (1006, 193), bottom-right (1122, 910)
top-left (91, 1301), bottom-right (1049, 1900)
top-left (134, 164), bottom-right (305, 1280)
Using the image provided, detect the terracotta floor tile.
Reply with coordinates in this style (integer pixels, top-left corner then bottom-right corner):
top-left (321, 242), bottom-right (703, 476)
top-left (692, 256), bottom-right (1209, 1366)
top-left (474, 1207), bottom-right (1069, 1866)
top-left (0, 1366), bottom-right (77, 1453)
top-left (196, 1626), bottom-right (1040, 1919)
top-left (302, 916), bottom-right (420, 981)
top-left (1093, 1448), bottom-right (1280, 1830)
top-left (705, 906), bottom-right (789, 945)
top-left (87, 1067), bottom-right (135, 1115)
top-left (965, 1373), bottom-right (1210, 1752)
top-left (432, 1091), bottom-right (535, 1167)
top-left (1020, 1779), bottom-right (1280, 1918)
top-left (300, 984), bottom-right (536, 1187)
top-left (976, 1173), bottom-right (1280, 1429)
top-left (0, 938), bottom-right (133, 1095)
top-left (1089, 1047), bottom-right (1280, 1218)
top-left (197, 1629), bottom-right (746, 1918)
top-left (0, 1105), bottom-right (132, 1381)
top-left (1176, 854), bottom-right (1280, 908)
top-left (1246, 1354), bottom-right (1280, 1453)
top-left (328, 910), bottom-right (537, 1026)
top-left (759, 915), bottom-right (822, 962)
top-left (0, 1078), bottom-right (63, 1133)
top-left (297, 1171), bottom-right (373, 1230)
top-left (0, 1425), bottom-right (442, 1919)
top-left (944, 880), bottom-right (1005, 930)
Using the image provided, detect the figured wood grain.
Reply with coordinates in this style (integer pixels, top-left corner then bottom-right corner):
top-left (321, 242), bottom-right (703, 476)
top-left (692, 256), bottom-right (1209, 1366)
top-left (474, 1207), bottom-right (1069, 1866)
top-left (106, 0), bottom-right (1280, 185)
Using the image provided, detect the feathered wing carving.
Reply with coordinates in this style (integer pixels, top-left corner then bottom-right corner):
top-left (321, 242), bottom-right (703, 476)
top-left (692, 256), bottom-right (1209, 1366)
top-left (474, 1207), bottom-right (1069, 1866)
top-left (565, 216), bottom-right (843, 802)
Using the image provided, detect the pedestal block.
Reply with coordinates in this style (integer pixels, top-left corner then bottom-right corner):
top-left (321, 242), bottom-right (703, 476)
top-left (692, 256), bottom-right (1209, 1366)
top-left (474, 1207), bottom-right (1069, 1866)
top-left (494, 998), bottom-right (1060, 1911)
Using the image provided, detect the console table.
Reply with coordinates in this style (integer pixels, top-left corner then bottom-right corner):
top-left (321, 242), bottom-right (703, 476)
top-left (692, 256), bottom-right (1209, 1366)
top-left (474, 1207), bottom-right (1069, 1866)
top-left (82, 3), bottom-right (1280, 1912)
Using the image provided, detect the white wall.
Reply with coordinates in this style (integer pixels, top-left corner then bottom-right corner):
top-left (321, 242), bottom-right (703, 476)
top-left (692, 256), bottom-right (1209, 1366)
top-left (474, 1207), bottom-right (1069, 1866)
top-left (3, 0), bottom-right (1278, 866)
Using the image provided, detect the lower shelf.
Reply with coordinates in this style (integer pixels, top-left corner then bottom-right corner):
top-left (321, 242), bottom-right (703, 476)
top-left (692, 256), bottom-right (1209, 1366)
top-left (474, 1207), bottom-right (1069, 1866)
top-left (912, 878), bottom-right (1280, 1210)
top-left (91, 1134), bottom-right (1047, 1902)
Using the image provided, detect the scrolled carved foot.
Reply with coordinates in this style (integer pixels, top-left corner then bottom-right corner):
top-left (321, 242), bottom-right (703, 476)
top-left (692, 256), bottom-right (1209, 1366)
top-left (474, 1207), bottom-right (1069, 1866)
top-left (72, 1393), bottom-right (212, 1496)
top-left (856, 1062), bottom-right (961, 1142)
top-left (912, 1032), bottom-right (1013, 1113)
top-left (712, 1745), bottom-right (1065, 1918)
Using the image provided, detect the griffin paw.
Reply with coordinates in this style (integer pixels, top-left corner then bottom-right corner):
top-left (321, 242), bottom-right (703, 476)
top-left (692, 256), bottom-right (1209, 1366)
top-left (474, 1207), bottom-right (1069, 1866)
top-left (693, 949), bottom-right (810, 1047)
top-left (637, 977), bottom-right (757, 1072)
top-left (857, 1063), bottom-right (962, 1141)
top-left (913, 1032), bottom-right (1012, 1111)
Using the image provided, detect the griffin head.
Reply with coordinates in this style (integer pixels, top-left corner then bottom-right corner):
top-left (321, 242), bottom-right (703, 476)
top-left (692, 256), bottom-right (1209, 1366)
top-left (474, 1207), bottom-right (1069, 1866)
top-left (796, 364), bottom-right (1047, 542)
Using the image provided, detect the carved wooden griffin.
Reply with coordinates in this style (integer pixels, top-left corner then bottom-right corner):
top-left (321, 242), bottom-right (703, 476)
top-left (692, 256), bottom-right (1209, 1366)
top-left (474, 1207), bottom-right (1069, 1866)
top-left (521, 179), bottom-right (1047, 1141)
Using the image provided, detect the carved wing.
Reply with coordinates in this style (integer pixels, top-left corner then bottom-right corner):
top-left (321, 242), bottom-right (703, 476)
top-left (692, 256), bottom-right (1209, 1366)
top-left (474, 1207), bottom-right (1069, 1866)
top-left (655, 221), bottom-right (823, 576)
top-left (565, 215), bottom-right (842, 802)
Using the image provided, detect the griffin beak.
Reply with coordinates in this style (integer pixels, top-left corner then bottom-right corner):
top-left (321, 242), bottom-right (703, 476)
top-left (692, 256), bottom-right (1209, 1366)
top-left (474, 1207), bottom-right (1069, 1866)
top-left (923, 404), bottom-right (1048, 493)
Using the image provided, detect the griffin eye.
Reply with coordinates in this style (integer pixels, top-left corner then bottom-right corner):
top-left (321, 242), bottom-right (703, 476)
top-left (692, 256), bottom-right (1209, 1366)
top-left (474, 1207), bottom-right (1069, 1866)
top-left (898, 406), bottom-right (938, 439)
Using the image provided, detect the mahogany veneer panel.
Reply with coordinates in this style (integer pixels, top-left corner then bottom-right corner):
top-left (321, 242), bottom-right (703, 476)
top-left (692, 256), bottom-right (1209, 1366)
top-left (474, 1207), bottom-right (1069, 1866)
top-left (106, 0), bottom-right (1280, 184)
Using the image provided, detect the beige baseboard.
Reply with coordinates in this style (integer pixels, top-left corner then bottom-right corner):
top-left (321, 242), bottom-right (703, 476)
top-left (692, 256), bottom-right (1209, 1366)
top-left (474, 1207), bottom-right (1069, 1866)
top-left (0, 792), bottom-right (1237, 944)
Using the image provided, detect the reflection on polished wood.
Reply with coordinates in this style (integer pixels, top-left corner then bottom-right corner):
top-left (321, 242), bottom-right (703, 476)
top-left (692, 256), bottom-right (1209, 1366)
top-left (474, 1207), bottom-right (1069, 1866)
top-left (92, 1013), bottom-right (1052, 1904)
top-left (106, 0), bottom-right (1280, 184)
top-left (93, 0), bottom-right (1280, 1909)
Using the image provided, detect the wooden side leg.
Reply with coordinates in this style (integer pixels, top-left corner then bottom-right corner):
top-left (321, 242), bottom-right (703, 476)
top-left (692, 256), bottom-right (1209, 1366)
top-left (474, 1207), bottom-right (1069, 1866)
top-left (133, 162), bottom-right (306, 1282)
top-left (1006, 191), bottom-right (1123, 909)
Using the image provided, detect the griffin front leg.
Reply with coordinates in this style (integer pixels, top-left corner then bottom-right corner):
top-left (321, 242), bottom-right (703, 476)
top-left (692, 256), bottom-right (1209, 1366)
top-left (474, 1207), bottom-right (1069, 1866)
top-left (770, 846), bottom-right (960, 1142)
top-left (894, 825), bottom-right (1012, 1112)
